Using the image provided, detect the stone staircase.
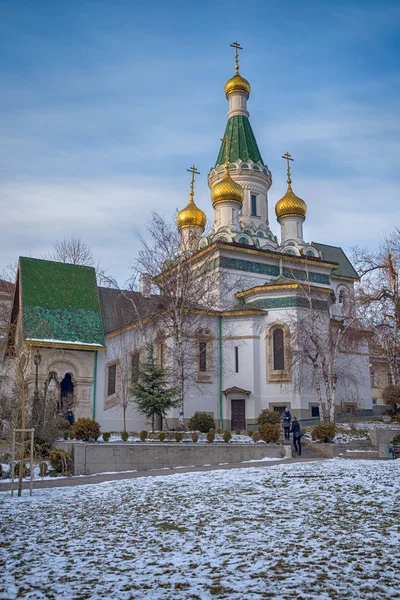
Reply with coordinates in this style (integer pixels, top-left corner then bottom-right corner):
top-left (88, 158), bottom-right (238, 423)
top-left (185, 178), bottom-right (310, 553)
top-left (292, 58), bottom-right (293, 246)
top-left (282, 440), bottom-right (325, 459)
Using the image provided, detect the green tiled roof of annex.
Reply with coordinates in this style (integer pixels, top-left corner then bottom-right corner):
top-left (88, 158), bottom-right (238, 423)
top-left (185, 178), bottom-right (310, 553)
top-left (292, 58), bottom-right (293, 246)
top-left (216, 115), bottom-right (264, 166)
top-left (19, 257), bottom-right (104, 347)
top-left (312, 243), bottom-right (359, 280)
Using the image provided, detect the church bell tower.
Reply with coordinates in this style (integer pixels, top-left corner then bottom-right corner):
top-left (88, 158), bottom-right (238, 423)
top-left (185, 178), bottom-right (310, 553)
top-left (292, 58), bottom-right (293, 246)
top-left (208, 42), bottom-right (277, 249)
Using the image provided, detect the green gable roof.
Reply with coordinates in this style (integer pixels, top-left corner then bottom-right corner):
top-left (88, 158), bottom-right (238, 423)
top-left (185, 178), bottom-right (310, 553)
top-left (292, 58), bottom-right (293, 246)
top-left (19, 257), bottom-right (105, 349)
top-left (216, 115), bottom-right (264, 166)
top-left (311, 243), bottom-right (359, 280)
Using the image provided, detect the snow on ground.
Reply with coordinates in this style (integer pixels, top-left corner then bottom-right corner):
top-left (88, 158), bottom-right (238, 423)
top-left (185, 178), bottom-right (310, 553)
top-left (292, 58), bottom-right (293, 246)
top-left (340, 421), bottom-right (400, 431)
top-left (97, 432), bottom-right (255, 443)
top-left (1, 459), bottom-right (400, 600)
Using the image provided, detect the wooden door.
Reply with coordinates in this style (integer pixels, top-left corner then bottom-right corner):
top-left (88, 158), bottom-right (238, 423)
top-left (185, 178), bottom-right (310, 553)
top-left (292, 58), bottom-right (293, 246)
top-left (231, 399), bottom-right (246, 431)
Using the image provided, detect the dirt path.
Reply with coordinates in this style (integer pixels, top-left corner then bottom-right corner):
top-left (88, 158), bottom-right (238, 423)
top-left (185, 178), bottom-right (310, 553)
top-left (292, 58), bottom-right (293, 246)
top-left (0, 458), bottom-right (322, 493)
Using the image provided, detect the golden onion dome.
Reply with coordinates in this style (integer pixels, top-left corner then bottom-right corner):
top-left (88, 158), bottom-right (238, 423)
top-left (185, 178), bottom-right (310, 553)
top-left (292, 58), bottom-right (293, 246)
top-left (176, 194), bottom-right (206, 231)
top-left (275, 182), bottom-right (307, 220)
top-left (225, 73), bottom-right (251, 98)
top-left (211, 166), bottom-right (244, 207)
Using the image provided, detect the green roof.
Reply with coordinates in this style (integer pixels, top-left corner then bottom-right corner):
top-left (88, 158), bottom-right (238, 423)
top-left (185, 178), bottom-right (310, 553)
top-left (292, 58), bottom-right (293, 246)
top-left (311, 243), bottom-right (359, 280)
top-left (19, 257), bottom-right (105, 348)
top-left (216, 115), bottom-right (264, 166)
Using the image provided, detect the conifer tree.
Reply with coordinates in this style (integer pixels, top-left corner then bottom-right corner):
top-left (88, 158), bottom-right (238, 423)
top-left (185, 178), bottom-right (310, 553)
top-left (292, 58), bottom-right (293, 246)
top-left (131, 344), bottom-right (180, 432)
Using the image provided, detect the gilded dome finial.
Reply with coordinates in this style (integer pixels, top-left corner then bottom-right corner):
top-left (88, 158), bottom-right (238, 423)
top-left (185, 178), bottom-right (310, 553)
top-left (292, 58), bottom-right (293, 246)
top-left (211, 136), bottom-right (244, 207)
top-left (275, 152), bottom-right (307, 220)
top-left (230, 40), bottom-right (243, 75)
top-left (221, 135), bottom-right (231, 175)
top-left (187, 164), bottom-right (200, 204)
top-left (225, 41), bottom-right (251, 98)
top-left (282, 151), bottom-right (294, 188)
top-left (176, 165), bottom-right (206, 231)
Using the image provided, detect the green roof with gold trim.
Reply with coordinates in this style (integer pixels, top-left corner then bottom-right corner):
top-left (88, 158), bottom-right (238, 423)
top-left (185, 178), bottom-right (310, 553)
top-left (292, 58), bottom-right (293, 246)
top-left (216, 115), bottom-right (264, 166)
top-left (18, 257), bottom-right (105, 349)
top-left (311, 243), bottom-right (359, 280)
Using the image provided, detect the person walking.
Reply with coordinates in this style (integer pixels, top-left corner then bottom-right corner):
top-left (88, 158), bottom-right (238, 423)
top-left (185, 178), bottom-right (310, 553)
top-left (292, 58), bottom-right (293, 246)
top-left (291, 417), bottom-right (303, 456)
top-left (282, 407), bottom-right (292, 442)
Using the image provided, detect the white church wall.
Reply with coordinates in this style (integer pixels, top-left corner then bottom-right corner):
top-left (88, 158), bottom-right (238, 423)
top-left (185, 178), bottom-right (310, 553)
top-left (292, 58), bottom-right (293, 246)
top-left (96, 326), bottom-right (151, 433)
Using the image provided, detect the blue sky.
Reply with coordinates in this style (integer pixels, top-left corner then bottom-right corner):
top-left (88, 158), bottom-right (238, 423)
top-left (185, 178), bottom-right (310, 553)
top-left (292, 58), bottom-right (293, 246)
top-left (1, 0), bottom-right (399, 283)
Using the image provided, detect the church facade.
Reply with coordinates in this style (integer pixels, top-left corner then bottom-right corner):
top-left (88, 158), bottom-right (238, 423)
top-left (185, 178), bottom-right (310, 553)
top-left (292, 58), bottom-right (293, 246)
top-left (3, 46), bottom-right (372, 432)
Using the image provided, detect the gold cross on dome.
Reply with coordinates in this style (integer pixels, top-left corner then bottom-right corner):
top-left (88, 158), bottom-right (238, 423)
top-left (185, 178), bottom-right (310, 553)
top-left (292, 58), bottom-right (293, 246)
top-left (230, 41), bottom-right (243, 74)
top-left (187, 165), bottom-right (200, 196)
top-left (282, 151), bottom-right (294, 183)
top-left (221, 136), bottom-right (232, 169)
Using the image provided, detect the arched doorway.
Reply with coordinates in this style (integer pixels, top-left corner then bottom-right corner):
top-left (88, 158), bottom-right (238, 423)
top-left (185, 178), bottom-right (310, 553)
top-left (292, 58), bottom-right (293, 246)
top-left (60, 373), bottom-right (74, 414)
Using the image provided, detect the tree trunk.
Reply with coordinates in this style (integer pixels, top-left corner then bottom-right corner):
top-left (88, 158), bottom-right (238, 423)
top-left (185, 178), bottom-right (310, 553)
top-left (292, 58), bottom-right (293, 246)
top-left (175, 329), bottom-right (185, 429)
top-left (315, 372), bottom-right (324, 422)
top-left (17, 380), bottom-right (25, 497)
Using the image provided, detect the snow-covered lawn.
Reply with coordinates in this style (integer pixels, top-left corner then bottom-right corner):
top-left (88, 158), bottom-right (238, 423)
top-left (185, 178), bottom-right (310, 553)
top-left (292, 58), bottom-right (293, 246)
top-left (1, 459), bottom-right (399, 600)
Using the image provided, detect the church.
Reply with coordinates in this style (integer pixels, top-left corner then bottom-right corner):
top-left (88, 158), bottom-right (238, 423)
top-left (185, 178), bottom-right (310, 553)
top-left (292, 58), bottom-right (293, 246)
top-left (3, 44), bottom-right (372, 432)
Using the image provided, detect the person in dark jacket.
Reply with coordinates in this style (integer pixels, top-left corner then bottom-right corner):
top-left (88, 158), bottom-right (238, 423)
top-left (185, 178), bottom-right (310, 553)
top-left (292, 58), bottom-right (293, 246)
top-left (291, 417), bottom-right (303, 456)
top-left (282, 407), bottom-right (292, 441)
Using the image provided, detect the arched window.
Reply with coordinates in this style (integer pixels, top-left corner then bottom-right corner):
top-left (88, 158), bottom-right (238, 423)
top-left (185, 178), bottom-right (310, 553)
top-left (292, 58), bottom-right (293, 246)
top-left (267, 323), bottom-right (291, 383)
top-left (273, 328), bottom-right (285, 371)
top-left (338, 289), bottom-right (345, 304)
top-left (199, 341), bottom-right (207, 372)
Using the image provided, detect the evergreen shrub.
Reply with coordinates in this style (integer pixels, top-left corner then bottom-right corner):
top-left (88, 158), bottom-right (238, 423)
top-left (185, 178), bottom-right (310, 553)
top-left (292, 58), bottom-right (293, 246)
top-left (102, 432), bottom-right (111, 442)
top-left (48, 449), bottom-right (73, 475)
top-left (71, 418), bottom-right (100, 442)
top-left (63, 431), bottom-right (69, 440)
top-left (247, 431), bottom-right (254, 438)
top-left (140, 430), bottom-right (148, 442)
top-left (223, 430), bottom-right (232, 443)
top-left (188, 412), bottom-right (215, 433)
top-left (158, 432), bottom-right (166, 442)
top-left (259, 423), bottom-right (280, 443)
top-left (311, 422), bottom-right (337, 443)
top-left (191, 432), bottom-right (199, 443)
top-left (252, 432), bottom-right (261, 442)
top-left (258, 409), bottom-right (281, 426)
top-left (175, 432), bottom-right (183, 442)
top-left (206, 431), bottom-right (215, 443)
top-left (121, 431), bottom-right (129, 442)
top-left (235, 429), bottom-right (241, 435)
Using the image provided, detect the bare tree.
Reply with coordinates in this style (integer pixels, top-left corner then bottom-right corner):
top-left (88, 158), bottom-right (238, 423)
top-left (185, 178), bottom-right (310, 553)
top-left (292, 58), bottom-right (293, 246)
top-left (106, 331), bottom-right (139, 433)
top-left (353, 232), bottom-right (400, 386)
top-left (1, 262), bottom-right (18, 283)
top-left (288, 268), bottom-right (361, 422)
top-left (48, 237), bottom-right (95, 266)
top-left (130, 212), bottom-right (249, 428)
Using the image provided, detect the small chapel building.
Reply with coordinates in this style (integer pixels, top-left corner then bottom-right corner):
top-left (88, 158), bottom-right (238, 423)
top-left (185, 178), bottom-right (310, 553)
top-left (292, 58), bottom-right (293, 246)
top-left (3, 46), bottom-right (372, 431)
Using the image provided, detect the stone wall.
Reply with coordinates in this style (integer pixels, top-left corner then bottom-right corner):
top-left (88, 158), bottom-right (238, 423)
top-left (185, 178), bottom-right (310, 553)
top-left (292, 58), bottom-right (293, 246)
top-left (55, 441), bottom-right (286, 476)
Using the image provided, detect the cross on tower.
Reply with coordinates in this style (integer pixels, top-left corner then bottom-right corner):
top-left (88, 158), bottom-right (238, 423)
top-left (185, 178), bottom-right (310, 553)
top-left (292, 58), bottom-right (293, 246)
top-left (230, 41), bottom-right (243, 74)
top-left (221, 136), bottom-right (232, 169)
top-left (282, 151), bottom-right (294, 183)
top-left (187, 165), bottom-right (200, 197)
